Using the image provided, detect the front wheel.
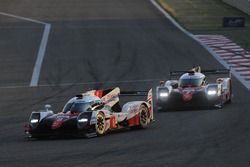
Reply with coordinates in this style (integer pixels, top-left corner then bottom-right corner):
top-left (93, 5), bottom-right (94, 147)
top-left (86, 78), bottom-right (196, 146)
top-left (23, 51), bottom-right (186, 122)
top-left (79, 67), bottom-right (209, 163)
top-left (226, 81), bottom-right (233, 104)
top-left (215, 95), bottom-right (224, 109)
top-left (139, 105), bottom-right (149, 128)
top-left (95, 112), bottom-right (106, 136)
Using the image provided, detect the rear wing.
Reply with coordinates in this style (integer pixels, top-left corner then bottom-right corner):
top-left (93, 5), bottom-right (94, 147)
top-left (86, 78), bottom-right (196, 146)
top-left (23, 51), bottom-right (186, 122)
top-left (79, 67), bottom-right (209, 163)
top-left (121, 89), bottom-right (153, 118)
top-left (120, 89), bottom-right (153, 106)
top-left (120, 91), bottom-right (148, 96)
top-left (170, 68), bottom-right (231, 79)
top-left (201, 69), bottom-right (230, 75)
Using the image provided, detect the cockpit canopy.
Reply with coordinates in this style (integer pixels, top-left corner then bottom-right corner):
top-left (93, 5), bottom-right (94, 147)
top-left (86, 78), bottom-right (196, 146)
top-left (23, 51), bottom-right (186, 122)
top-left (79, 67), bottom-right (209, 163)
top-left (62, 96), bottom-right (103, 113)
top-left (63, 102), bottom-right (91, 113)
top-left (179, 72), bottom-right (206, 88)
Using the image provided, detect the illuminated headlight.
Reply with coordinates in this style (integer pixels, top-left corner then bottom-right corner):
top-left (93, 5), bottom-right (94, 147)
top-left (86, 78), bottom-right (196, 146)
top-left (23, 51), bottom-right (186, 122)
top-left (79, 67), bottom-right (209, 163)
top-left (30, 119), bottom-right (39, 123)
top-left (159, 92), bottom-right (169, 97)
top-left (207, 89), bottom-right (217, 96)
top-left (78, 118), bottom-right (88, 123)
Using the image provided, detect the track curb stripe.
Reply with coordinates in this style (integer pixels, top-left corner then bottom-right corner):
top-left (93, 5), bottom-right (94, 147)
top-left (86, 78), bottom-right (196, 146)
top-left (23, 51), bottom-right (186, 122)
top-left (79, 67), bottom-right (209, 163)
top-left (196, 35), bottom-right (250, 90)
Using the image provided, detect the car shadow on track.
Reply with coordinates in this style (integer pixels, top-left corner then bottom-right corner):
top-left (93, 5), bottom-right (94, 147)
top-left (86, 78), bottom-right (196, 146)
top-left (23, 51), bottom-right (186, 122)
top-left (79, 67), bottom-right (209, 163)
top-left (155, 106), bottom-right (227, 113)
top-left (23, 125), bottom-right (155, 142)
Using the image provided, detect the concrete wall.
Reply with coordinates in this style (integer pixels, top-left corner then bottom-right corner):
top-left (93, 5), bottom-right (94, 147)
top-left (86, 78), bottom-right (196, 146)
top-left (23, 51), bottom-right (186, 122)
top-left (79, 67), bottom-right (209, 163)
top-left (223, 0), bottom-right (250, 15)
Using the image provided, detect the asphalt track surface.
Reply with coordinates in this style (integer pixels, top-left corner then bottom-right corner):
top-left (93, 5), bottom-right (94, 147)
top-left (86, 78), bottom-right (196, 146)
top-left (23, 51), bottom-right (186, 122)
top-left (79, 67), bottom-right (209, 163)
top-left (0, 1), bottom-right (249, 167)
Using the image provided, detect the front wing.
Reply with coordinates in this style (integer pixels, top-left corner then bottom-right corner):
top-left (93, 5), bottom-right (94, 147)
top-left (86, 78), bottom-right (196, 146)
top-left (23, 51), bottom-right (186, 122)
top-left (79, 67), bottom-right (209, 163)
top-left (156, 91), bottom-right (222, 110)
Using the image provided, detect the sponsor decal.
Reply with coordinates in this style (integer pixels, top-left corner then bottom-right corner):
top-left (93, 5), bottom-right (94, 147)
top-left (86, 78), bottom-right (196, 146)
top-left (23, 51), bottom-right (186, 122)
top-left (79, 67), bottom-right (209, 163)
top-left (128, 114), bottom-right (139, 126)
top-left (52, 119), bottom-right (64, 129)
top-left (129, 105), bottom-right (138, 114)
top-left (182, 89), bottom-right (194, 101)
top-left (103, 94), bottom-right (118, 104)
top-left (109, 116), bottom-right (117, 129)
top-left (51, 115), bottom-right (74, 129)
top-left (182, 93), bottom-right (192, 101)
top-left (95, 90), bottom-right (103, 98)
top-left (223, 17), bottom-right (245, 27)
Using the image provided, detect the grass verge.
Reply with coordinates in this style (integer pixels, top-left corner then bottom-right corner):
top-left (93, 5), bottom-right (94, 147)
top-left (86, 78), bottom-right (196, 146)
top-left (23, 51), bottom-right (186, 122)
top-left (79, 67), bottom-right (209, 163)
top-left (157, 0), bottom-right (250, 50)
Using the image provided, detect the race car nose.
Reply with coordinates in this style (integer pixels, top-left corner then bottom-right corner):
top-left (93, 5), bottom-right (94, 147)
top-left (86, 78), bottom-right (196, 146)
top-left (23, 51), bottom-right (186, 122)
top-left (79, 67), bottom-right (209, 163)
top-left (182, 93), bottom-right (193, 102)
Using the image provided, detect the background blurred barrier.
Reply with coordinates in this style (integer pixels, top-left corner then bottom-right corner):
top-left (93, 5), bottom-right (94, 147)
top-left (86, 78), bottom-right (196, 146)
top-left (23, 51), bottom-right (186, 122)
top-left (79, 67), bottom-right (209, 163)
top-left (223, 0), bottom-right (250, 15)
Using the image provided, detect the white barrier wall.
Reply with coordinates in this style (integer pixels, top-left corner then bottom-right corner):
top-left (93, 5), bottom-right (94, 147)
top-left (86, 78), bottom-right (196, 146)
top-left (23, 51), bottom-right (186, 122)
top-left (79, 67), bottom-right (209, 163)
top-left (223, 0), bottom-right (250, 15)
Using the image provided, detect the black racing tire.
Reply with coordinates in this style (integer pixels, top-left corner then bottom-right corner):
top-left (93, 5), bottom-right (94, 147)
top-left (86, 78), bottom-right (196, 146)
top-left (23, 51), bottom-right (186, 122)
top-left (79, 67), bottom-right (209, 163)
top-left (151, 87), bottom-right (158, 112)
top-left (226, 81), bottom-right (233, 104)
top-left (139, 105), bottom-right (149, 129)
top-left (216, 95), bottom-right (224, 109)
top-left (95, 112), bottom-right (107, 136)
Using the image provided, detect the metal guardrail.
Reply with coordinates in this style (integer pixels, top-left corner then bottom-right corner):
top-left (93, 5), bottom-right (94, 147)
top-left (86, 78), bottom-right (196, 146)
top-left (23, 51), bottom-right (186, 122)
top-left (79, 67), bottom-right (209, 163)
top-left (223, 0), bottom-right (250, 15)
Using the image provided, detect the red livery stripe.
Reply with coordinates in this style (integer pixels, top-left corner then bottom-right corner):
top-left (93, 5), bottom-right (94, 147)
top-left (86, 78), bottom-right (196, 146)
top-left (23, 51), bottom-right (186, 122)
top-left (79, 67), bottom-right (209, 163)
top-left (128, 114), bottom-right (139, 126)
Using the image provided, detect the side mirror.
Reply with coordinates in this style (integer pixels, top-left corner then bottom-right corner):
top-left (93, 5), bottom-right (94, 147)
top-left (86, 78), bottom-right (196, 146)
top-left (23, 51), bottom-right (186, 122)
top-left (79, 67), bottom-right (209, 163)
top-left (91, 102), bottom-right (104, 111)
top-left (44, 104), bottom-right (52, 111)
top-left (159, 81), bottom-right (165, 86)
top-left (171, 83), bottom-right (178, 89)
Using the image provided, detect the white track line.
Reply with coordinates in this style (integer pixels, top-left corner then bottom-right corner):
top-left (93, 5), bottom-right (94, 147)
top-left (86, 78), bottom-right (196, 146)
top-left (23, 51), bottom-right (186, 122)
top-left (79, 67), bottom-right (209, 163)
top-left (30, 24), bottom-right (51, 87)
top-left (0, 12), bottom-right (51, 87)
top-left (0, 12), bottom-right (46, 24)
top-left (150, 0), bottom-right (250, 90)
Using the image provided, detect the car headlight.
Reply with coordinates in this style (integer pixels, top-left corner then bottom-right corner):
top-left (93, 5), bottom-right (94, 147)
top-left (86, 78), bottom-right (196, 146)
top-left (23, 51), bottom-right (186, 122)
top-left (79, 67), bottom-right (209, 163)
top-left (78, 118), bottom-right (88, 123)
top-left (30, 119), bottom-right (39, 123)
top-left (159, 92), bottom-right (169, 97)
top-left (207, 89), bottom-right (217, 96)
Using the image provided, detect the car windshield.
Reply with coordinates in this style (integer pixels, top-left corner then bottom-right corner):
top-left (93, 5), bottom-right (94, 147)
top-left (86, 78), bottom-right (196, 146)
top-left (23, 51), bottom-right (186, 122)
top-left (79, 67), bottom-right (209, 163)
top-left (179, 78), bottom-right (203, 87)
top-left (62, 102), bottom-right (91, 113)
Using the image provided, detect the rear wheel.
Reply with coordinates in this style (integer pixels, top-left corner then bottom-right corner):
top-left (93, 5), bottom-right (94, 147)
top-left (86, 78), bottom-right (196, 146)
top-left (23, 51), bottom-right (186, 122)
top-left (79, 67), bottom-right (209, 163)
top-left (151, 87), bottom-right (158, 112)
top-left (226, 81), bottom-right (232, 104)
top-left (95, 112), bottom-right (106, 136)
top-left (139, 105), bottom-right (149, 128)
top-left (215, 95), bottom-right (224, 109)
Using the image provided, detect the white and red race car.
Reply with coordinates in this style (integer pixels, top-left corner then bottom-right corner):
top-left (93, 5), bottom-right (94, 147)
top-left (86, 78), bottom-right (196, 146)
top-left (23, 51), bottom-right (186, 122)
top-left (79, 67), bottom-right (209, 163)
top-left (155, 66), bottom-right (232, 111)
top-left (25, 87), bottom-right (154, 138)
